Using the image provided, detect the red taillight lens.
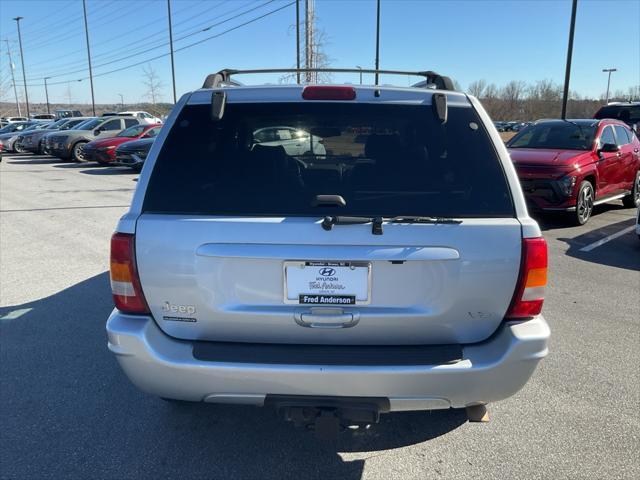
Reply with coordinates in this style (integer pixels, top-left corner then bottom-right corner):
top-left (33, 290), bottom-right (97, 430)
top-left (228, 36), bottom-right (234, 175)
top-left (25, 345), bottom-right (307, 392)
top-left (506, 237), bottom-right (548, 319)
top-left (302, 85), bottom-right (356, 101)
top-left (110, 233), bottom-right (150, 314)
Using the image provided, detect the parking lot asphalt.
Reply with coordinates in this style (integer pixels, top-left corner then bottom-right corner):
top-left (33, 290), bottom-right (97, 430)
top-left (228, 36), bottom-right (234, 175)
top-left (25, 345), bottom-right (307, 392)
top-left (1, 154), bottom-right (639, 480)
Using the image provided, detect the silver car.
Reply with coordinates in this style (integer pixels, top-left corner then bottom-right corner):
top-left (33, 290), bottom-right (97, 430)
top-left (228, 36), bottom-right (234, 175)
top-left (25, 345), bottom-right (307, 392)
top-left (106, 69), bottom-right (550, 434)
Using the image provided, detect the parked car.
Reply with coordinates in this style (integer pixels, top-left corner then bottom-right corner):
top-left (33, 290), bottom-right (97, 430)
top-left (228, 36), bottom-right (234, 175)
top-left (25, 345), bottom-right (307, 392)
top-left (118, 110), bottom-right (162, 124)
top-left (83, 123), bottom-right (161, 165)
top-left (636, 206), bottom-right (640, 240)
top-left (106, 70), bottom-right (550, 434)
top-left (0, 121), bottom-right (39, 152)
top-left (31, 113), bottom-right (56, 121)
top-left (493, 121), bottom-right (507, 132)
top-left (54, 109), bottom-right (83, 119)
top-left (48, 116), bottom-right (142, 161)
top-left (21, 117), bottom-right (90, 154)
top-left (5, 117), bottom-right (28, 123)
top-left (113, 135), bottom-right (157, 171)
top-left (253, 126), bottom-right (326, 156)
top-left (11, 122), bottom-right (58, 152)
top-left (594, 101), bottom-right (640, 132)
top-left (508, 119), bottom-right (640, 224)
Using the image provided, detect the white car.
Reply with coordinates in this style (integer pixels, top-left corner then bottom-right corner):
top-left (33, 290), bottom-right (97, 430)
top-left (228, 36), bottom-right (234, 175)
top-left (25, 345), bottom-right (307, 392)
top-left (5, 117), bottom-right (28, 123)
top-left (106, 68), bottom-right (550, 436)
top-left (253, 126), bottom-right (326, 156)
top-left (118, 111), bottom-right (162, 125)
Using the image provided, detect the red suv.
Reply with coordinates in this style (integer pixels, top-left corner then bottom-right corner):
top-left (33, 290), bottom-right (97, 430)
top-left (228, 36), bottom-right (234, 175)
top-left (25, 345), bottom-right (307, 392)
top-left (82, 123), bottom-right (161, 165)
top-left (507, 119), bottom-right (640, 224)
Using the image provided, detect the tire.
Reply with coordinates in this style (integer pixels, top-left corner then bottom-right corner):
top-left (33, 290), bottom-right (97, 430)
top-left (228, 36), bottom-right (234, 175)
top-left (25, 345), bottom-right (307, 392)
top-left (622, 170), bottom-right (640, 208)
top-left (37, 141), bottom-right (44, 155)
top-left (572, 180), bottom-right (595, 225)
top-left (72, 141), bottom-right (88, 162)
top-left (14, 142), bottom-right (25, 153)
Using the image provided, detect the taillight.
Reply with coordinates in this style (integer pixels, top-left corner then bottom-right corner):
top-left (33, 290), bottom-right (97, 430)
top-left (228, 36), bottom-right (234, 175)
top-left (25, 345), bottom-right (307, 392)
top-left (110, 233), bottom-right (150, 314)
top-left (302, 85), bottom-right (356, 101)
top-left (506, 237), bottom-right (548, 319)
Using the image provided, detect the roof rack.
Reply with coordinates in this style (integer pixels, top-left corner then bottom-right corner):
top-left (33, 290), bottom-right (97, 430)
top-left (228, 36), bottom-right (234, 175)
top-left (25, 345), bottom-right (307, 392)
top-left (202, 68), bottom-right (455, 91)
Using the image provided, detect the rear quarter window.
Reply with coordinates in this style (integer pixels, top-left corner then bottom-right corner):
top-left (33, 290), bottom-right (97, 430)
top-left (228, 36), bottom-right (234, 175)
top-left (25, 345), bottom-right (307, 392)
top-left (143, 102), bottom-right (514, 218)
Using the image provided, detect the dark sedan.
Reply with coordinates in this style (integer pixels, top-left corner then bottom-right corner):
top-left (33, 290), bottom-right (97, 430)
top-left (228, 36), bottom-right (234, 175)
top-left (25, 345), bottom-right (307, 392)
top-left (113, 137), bottom-right (155, 171)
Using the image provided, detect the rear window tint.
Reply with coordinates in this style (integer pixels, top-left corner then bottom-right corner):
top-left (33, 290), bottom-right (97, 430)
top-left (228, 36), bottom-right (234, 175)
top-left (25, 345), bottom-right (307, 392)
top-left (143, 102), bottom-right (514, 218)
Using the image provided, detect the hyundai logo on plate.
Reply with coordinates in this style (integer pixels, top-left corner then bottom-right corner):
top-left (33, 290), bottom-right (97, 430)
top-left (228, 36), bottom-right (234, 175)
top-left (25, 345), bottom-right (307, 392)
top-left (319, 267), bottom-right (336, 277)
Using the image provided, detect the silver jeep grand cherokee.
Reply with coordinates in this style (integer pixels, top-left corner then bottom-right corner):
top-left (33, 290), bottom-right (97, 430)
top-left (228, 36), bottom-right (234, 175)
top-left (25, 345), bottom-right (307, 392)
top-left (106, 68), bottom-right (550, 433)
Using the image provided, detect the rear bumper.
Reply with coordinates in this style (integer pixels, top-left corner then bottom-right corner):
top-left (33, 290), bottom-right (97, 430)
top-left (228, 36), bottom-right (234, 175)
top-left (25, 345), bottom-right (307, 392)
top-left (113, 152), bottom-right (145, 168)
top-left (106, 311), bottom-right (549, 411)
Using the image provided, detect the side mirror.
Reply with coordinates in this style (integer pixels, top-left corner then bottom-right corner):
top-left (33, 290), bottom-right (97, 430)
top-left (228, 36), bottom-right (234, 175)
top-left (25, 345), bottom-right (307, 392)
top-left (93, 128), bottom-right (101, 136)
top-left (599, 143), bottom-right (619, 154)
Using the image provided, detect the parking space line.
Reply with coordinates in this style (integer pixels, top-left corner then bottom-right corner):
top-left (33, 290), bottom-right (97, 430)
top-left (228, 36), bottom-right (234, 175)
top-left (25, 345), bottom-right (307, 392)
top-left (579, 226), bottom-right (636, 252)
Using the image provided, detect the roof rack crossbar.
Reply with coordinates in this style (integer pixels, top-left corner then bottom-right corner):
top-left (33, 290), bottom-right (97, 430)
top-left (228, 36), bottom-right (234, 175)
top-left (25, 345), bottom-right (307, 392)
top-left (201, 68), bottom-right (455, 91)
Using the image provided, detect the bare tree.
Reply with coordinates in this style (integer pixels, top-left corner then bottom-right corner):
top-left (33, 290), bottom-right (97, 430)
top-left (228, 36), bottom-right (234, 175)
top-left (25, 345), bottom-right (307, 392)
top-left (281, 0), bottom-right (331, 84)
top-left (142, 64), bottom-right (164, 104)
top-left (500, 80), bottom-right (526, 119)
top-left (468, 79), bottom-right (487, 98)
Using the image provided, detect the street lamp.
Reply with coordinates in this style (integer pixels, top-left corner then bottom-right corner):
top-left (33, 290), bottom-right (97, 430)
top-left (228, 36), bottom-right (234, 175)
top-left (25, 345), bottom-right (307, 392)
top-left (118, 93), bottom-right (124, 109)
top-left (44, 77), bottom-right (51, 114)
top-left (13, 16), bottom-right (30, 117)
top-left (602, 68), bottom-right (617, 103)
top-left (356, 65), bottom-right (362, 85)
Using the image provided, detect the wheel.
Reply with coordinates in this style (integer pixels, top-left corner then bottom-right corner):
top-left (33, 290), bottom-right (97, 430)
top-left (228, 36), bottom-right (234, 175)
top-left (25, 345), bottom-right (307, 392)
top-left (37, 140), bottom-right (44, 155)
top-left (622, 170), bottom-right (640, 208)
top-left (14, 142), bottom-right (25, 153)
top-left (572, 180), bottom-right (594, 225)
top-left (72, 142), bottom-right (87, 162)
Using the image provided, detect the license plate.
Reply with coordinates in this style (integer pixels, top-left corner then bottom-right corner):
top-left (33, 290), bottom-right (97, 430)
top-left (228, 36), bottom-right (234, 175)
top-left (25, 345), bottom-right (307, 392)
top-left (284, 261), bottom-right (371, 305)
top-left (54, 143), bottom-right (60, 149)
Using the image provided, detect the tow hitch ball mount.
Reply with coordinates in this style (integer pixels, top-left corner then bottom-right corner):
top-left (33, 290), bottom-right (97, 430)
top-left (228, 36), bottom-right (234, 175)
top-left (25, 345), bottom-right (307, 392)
top-left (266, 396), bottom-right (389, 440)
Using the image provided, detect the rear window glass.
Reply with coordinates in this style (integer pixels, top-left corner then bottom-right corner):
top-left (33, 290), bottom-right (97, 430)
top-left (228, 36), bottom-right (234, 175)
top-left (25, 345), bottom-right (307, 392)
top-left (595, 106), bottom-right (640, 123)
top-left (143, 103), bottom-right (514, 218)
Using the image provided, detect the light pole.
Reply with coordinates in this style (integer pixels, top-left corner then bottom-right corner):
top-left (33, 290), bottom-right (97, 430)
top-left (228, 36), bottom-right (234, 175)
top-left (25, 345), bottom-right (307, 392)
top-left (13, 16), bottom-right (30, 117)
top-left (602, 68), bottom-right (617, 103)
top-left (118, 93), bottom-right (124, 109)
top-left (167, 0), bottom-right (177, 104)
top-left (44, 77), bottom-right (51, 114)
top-left (560, 0), bottom-right (578, 119)
top-left (4, 39), bottom-right (21, 116)
top-left (82, 0), bottom-right (96, 115)
top-left (356, 65), bottom-right (362, 85)
top-left (295, 0), bottom-right (300, 84)
top-left (374, 0), bottom-right (380, 86)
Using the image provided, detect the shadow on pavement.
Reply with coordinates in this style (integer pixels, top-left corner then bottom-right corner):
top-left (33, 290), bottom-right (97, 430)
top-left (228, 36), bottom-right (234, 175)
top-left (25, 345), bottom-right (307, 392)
top-left (0, 273), bottom-right (465, 480)
top-left (79, 167), bottom-right (136, 175)
top-left (557, 217), bottom-right (640, 271)
top-left (8, 158), bottom-right (64, 165)
top-left (53, 163), bottom-right (92, 168)
top-left (536, 203), bottom-right (630, 231)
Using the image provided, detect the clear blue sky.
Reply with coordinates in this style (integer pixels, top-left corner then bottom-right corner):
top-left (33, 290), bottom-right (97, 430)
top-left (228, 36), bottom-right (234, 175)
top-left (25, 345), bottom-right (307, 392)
top-left (0, 0), bottom-right (638, 106)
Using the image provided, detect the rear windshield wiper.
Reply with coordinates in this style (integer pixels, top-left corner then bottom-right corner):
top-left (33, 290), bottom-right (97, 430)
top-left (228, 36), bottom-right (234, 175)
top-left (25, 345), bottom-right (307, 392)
top-left (321, 215), bottom-right (461, 235)
top-left (387, 216), bottom-right (462, 225)
top-left (322, 216), bottom-right (383, 235)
